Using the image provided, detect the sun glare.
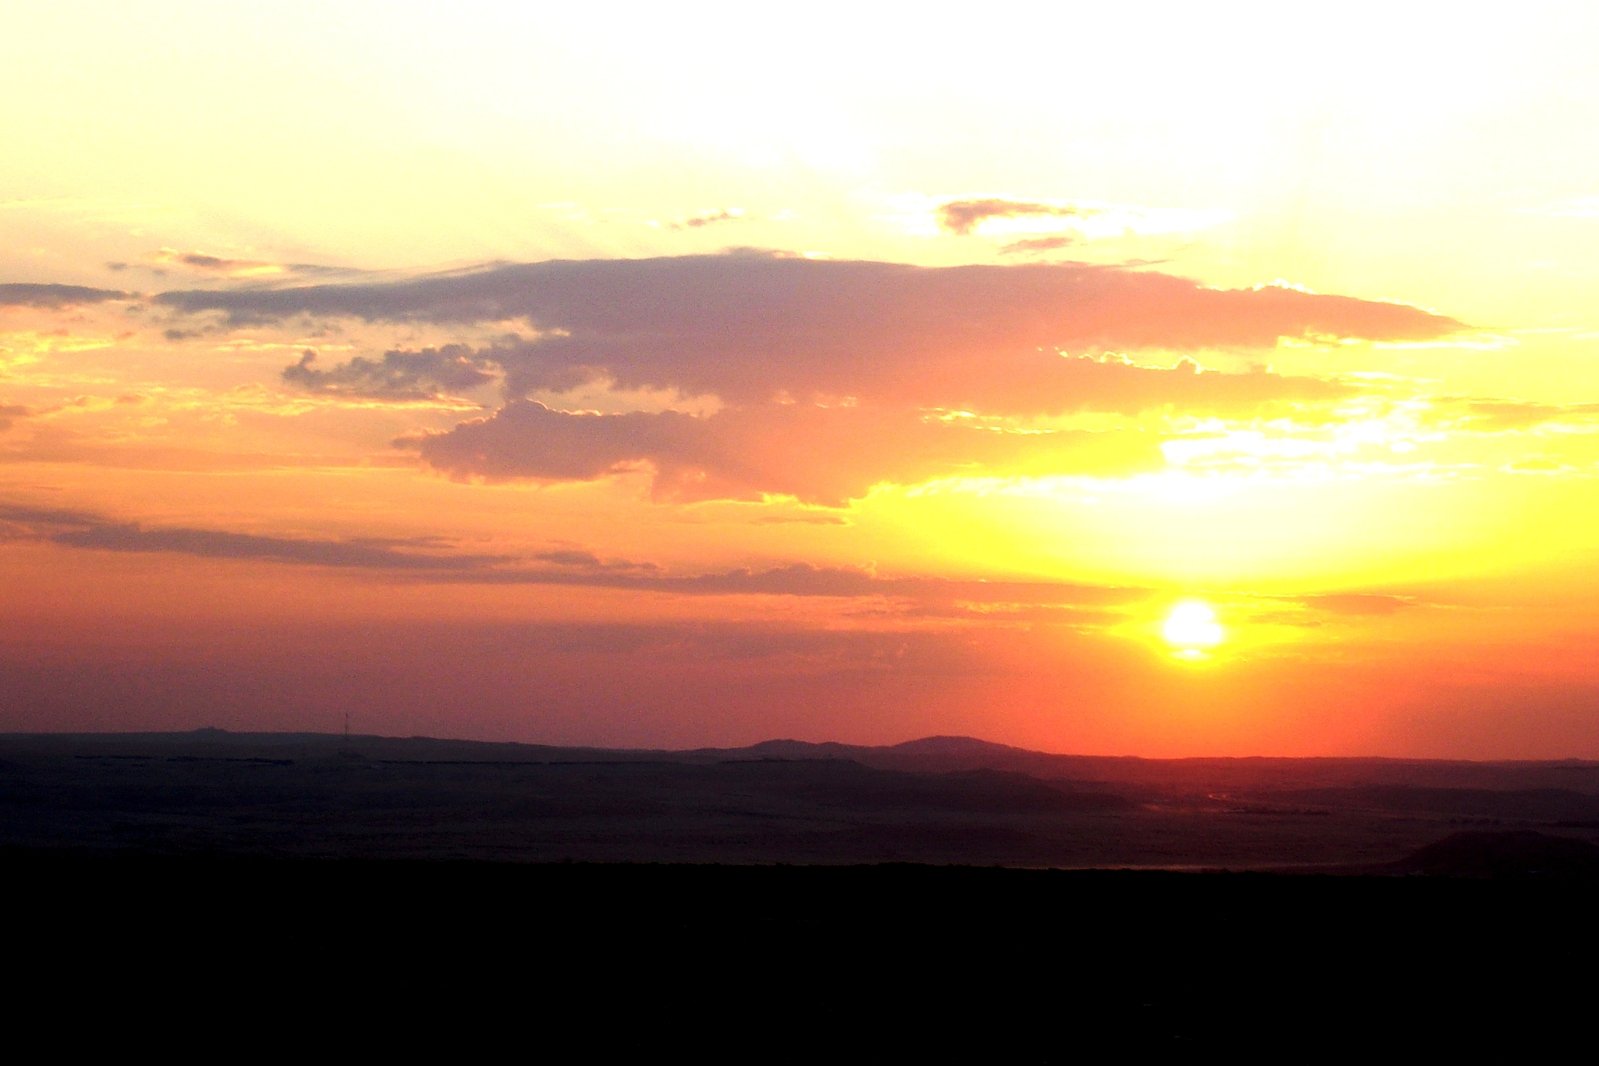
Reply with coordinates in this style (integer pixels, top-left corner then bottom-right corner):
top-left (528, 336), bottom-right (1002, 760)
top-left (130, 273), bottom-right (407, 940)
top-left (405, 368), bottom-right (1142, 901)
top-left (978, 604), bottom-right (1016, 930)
top-left (1161, 599), bottom-right (1225, 659)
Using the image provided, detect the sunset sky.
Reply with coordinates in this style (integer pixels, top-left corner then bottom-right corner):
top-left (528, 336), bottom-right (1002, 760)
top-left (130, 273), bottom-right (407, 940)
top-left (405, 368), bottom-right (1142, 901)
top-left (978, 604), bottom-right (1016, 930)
top-left (5, 2), bottom-right (1598, 756)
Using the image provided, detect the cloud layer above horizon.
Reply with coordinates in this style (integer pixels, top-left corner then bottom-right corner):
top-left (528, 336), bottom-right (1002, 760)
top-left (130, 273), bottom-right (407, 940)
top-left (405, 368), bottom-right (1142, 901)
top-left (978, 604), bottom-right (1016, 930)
top-left (149, 253), bottom-right (1462, 502)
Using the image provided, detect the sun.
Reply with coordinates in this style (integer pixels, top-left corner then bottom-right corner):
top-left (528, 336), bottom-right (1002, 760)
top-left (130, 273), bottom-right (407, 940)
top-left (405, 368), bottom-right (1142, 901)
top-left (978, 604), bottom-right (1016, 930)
top-left (1161, 599), bottom-right (1225, 658)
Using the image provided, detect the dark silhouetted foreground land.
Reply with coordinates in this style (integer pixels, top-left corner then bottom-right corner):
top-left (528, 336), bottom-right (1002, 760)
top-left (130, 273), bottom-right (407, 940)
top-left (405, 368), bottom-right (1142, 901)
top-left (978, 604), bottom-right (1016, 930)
top-left (5, 730), bottom-right (1597, 1057)
top-left (6, 729), bottom-right (1599, 868)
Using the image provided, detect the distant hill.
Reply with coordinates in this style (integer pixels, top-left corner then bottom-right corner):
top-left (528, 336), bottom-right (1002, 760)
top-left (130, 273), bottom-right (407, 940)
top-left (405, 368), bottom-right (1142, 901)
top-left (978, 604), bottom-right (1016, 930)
top-left (888, 735), bottom-right (1032, 757)
top-left (8, 727), bottom-right (1599, 793)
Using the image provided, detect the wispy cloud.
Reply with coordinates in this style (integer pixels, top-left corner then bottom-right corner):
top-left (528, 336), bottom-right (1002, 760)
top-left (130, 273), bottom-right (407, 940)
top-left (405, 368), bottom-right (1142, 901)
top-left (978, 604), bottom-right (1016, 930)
top-left (1001, 235), bottom-right (1076, 256)
top-left (283, 345), bottom-right (499, 401)
top-left (0, 501), bottom-right (512, 571)
top-left (4, 498), bottom-right (1150, 610)
top-left (0, 283), bottom-right (129, 309)
top-left (672, 208), bottom-right (745, 229)
top-left (937, 198), bottom-right (1096, 236)
top-left (148, 248), bottom-right (342, 280)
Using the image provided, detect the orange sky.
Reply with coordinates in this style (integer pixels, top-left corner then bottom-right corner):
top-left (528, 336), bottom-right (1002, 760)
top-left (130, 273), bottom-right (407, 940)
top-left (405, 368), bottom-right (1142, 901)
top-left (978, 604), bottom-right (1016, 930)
top-left (4, 3), bottom-right (1598, 756)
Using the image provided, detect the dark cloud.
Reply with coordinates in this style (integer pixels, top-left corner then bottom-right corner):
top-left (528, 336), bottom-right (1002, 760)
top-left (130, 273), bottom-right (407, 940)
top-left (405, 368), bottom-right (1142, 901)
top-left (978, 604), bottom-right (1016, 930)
top-left (531, 548), bottom-right (659, 573)
top-left (0, 283), bottom-right (129, 308)
top-left (675, 209), bottom-right (742, 229)
top-left (153, 248), bottom-right (343, 278)
top-left (53, 523), bottom-right (512, 571)
top-left (155, 260), bottom-right (549, 323)
top-left (1002, 236), bottom-right (1077, 256)
top-left (283, 346), bottom-right (499, 400)
top-left (162, 252), bottom-right (1461, 501)
top-left (170, 251), bottom-right (258, 271)
top-left (244, 254), bottom-right (1452, 411)
top-left (0, 501), bottom-right (509, 571)
top-left (405, 398), bottom-right (1164, 504)
top-left (0, 501), bottom-right (103, 530)
top-left (162, 254), bottom-right (1460, 362)
top-left (938, 199), bottom-right (1095, 236)
top-left (0, 404), bottom-right (26, 431)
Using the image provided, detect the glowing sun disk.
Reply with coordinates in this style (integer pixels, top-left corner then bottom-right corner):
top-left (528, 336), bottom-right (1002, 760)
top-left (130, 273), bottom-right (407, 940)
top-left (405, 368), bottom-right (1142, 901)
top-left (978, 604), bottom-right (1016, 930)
top-left (1162, 599), bottom-right (1225, 650)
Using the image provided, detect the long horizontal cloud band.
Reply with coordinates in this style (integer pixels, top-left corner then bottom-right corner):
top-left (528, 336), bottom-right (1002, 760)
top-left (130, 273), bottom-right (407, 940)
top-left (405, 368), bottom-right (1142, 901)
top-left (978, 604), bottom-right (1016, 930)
top-left (4, 500), bottom-right (1419, 625)
top-left (236, 254), bottom-right (1451, 409)
top-left (405, 399), bottom-right (1164, 503)
top-left (158, 252), bottom-right (1463, 500)
top-left (160, 252), bottom-right (1458, 344)
top-left (0, 499), bottom-right (1143, 606)
top-left (0, 283), bottom-right (130, 308)
top-left (163, 253), bottom-right (1458, 405)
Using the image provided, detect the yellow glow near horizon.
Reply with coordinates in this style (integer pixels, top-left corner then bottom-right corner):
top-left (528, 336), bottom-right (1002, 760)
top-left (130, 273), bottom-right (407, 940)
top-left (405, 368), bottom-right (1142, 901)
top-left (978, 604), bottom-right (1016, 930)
top-left (874, 466), bottom-right (1561, 593)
